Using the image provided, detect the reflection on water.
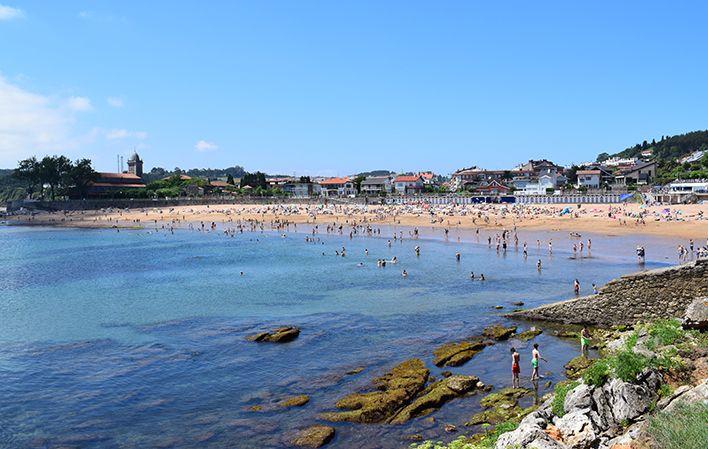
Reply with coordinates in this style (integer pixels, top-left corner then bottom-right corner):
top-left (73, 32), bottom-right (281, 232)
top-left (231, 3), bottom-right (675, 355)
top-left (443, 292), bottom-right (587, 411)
top-left (0, 225), bottom-right (670, 448)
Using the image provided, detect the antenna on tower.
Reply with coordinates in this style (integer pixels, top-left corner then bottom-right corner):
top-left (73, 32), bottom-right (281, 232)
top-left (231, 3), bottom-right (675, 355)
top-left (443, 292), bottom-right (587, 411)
top-left (120, 156), bottom-right (124, 172)
top-left (117, 155), bottom-right (120, 172)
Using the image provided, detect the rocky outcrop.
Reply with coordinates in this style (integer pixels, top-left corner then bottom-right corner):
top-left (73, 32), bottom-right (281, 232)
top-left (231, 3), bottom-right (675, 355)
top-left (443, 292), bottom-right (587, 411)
top-left (279, 395), bottom-right (310, 408)
top-left (683, 297), bottom-right (708, 330)
top-left (515, 327), bottom-right (543, 341)
top-left (509, 260), bottom-right (708, 327)
top-left (320, 359), bottom-right (481, 424)
top-left (291, 425), bottom-right (335, 448)
top-left (466, 387), bottom-right (533, 426)
top-left (433, 340), bottom-right (488, 367)
top-left (494, 369), bottom-right (664, 449)
top-left (564, 356), bottom-right (593, 379)
top-left (247, 326), bottom-right (300, 343)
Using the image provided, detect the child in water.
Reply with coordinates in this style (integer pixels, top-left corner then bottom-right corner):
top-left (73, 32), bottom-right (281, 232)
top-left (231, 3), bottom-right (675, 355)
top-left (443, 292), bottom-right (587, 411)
top-left (511, 347), bottom-right (521, 388)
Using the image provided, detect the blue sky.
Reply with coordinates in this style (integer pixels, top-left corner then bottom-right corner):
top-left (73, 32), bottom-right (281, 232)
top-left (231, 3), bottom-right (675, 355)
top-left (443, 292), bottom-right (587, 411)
top-left (1, 1), bottom-right (707, 175)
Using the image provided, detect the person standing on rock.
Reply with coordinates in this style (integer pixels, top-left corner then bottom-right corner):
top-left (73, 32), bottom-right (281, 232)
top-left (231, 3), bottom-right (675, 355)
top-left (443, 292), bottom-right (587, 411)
top-left (511, 347), bottom-right (521, 388)
top-left (531, 343), bottom-right (547, 381)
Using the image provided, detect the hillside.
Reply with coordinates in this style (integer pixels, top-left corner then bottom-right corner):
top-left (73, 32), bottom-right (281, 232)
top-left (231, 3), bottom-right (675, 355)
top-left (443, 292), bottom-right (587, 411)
top-left (601, 130), bottom-right (708, 162)
top-left (0, 169), bottom-right (27, 205)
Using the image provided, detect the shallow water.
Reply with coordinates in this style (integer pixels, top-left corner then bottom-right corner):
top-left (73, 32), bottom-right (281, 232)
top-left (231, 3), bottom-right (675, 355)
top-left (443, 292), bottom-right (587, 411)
top-left (0, 224), bottom-right (676, 448)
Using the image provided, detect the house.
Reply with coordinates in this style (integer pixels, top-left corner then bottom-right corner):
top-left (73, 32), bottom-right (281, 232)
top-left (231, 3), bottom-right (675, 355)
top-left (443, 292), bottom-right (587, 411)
top-left (418, 171), bottom-right (437, 185)
top-left (614, 161), bottom-right (657, 185)
top-left (450, 167), bottom-right (510, 191)
top-left (393, 175), bottom-right (424, 194)
top-left (575, 170), bottom-right (601, 189)
top-left (360, 176), bottom-right (392, 195)
top-left (282, 181), bottom-right (321, 197)
top-left (266, 177), bottom-right (294, 188)
top-left (518, 174), bottom-right (557, 195)
top-left (470, 180), bottom-right (510, 196)
top-left (319, 177), bottom-right (356, 197)
top-left (87, 172), bottom-right (146, 197)
top-left (657, 179), bottom-right (708, 204)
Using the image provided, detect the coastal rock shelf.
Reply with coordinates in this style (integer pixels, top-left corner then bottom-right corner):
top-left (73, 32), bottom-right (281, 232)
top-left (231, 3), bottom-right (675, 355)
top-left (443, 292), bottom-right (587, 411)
top-left (510, 259), bottom-right (708, 326)
top-left (320, 359), bottom-right (481, 424)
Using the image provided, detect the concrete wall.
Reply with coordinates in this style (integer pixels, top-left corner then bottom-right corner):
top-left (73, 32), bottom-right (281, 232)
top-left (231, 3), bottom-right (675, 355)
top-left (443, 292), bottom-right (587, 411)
top-left (510, 259), bottom-right (708, 327)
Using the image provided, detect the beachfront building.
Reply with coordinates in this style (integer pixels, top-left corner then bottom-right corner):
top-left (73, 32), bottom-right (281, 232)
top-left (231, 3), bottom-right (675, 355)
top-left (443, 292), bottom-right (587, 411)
top-left (319, 177), bottom-right (356, 197)
top-left (576, 169), bottom-right (601, 189)
top-left (469, 180), bottom-right (511, 196)
top-left (87, 172), bottom-right (147, 197)
top-left (614, 161), bottom-right (657, 185)
top-left (517, 174), bottom-right (557, 195)
top-left (393, 175), bottom-right (424, 194)
top-left (360, 176), bottom-right (393, 195)
top-left (282, 181), bottom-right (321, 197)
top-left (657, 179), bottom-right (708, 203)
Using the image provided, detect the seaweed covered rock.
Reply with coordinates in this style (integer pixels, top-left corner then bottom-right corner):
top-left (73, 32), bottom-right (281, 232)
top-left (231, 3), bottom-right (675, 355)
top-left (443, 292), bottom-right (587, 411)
top-left (433, 339), bottom-right (488, 367)
top-left (279, 395), bottom-right (310, 408)
top-left (291, 425), bottom-right (335, 448)
top-left (479, 387), bottom-right (531, 408)
top-left (389, 375), bottom-right (480, 424)
top-left (467, 387), bottom-right (534, 426)
top-left (247, 326), bottom-right (300, 343)
top-left (319, 359), bottom-right (429, 423)
top-left (515, 327), bottom-right (543, 341)
top-left (482, 324), bottom-right (517, 341)
top-left (564, 356), bottom-right (593, 378)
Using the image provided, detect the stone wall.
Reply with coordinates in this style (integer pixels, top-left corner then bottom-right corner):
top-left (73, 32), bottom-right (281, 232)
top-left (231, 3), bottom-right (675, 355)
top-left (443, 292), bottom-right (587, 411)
top-left (510, 259), bottom-right (708, 327)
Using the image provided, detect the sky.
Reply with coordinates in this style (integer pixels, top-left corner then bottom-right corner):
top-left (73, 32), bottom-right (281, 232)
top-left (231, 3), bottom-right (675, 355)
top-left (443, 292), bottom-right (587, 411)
top-left (1, 1), bottom-right (708, 176)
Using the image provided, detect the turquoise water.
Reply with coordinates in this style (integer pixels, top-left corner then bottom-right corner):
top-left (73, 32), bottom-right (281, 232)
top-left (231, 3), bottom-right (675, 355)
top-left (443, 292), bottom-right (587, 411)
top-left (0, 224), bottom-right (670, 448)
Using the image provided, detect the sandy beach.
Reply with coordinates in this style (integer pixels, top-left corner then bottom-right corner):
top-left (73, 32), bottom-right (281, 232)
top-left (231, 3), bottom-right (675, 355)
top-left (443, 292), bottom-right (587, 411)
top-left (6, 202), bottom-right (707, 241)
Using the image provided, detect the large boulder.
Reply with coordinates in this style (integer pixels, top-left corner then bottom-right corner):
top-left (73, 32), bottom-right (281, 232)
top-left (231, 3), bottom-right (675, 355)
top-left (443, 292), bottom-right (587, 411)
top-left (291, 425), bottom-right (335, 448)
top-left (432, 339), bottom-right (488, 367)
top-left (247, 326), bottom-right (300, 343)
top-left (388, 375), bottom-right (479, 424)
top-left (683, 297), bottom-right (708, 330)
top-left (660, 378), bottom-right (708, 412)
top-left (482, 324), bottom-right (517, 340)
top-left (563, 383), bottom-right (592, 413)
top-left (319, 359), bottom-right (429, 423)
top-left (555, 410), bottom-right (597, 449)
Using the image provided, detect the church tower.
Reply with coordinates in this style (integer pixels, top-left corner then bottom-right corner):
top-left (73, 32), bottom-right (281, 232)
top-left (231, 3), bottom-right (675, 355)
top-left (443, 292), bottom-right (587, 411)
top-left (127, 152), bottom-right (143, 178)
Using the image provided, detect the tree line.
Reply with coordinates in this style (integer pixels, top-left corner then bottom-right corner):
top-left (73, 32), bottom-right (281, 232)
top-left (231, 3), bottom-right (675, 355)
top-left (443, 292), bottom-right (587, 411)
top-left (13, 156), bottom-right (99, 200)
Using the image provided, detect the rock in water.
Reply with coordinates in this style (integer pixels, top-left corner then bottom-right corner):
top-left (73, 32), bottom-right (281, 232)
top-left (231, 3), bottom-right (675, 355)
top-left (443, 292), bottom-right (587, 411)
top-left (482, 324), bottom-right (517, 340)
top-left (246, 326), bottom-right (300, 343)
top-left (292, 425), bottom-right (335, 448)
top-left (432, 340), bottom-right (488, 367)
top-left (683, 297), bottom-right (708, 330)
top-left (515, 327), bottom-right (543, 341)
top-left (278, 394), bottom-right (310, 408)
top-left (319, 359), bottom-right (429, 423)
top-left (388, 375), bottom-right (480, 424)
top-left (564, 356), bottom-right (593, 378)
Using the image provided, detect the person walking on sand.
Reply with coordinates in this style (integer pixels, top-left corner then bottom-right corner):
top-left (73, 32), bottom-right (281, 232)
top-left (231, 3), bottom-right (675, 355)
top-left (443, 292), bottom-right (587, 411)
top-left (580, 327), bottom-right (591, 357)
top-left (511, 347), bottom-right (521, 388)
top-left (531, 343), bottom-right (547, 381)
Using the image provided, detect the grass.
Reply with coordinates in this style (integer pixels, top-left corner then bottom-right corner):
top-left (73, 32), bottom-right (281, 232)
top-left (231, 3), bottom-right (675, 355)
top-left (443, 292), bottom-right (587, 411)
top-left (410, 421), bottom-right (519, 449)
top-left (551, 381), bottom-right (579, 417)
top-left (583, 359), bottom-right (611, 387)
top-left (647, 319), bottom-right (684, 346)
top-left (648, 403), bottom-right (708, 449)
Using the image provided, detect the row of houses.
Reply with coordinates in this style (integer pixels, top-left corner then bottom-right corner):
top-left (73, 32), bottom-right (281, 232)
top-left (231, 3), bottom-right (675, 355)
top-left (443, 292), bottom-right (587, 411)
top-left (449, 159), bottom-right (659, 195)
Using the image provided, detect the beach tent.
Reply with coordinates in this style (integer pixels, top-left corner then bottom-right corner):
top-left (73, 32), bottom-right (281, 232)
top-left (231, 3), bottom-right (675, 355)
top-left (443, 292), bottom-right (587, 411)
top-left (560, 207), bottom-right (572, 215)
top-left (619, 193), bottom-right (634, 202)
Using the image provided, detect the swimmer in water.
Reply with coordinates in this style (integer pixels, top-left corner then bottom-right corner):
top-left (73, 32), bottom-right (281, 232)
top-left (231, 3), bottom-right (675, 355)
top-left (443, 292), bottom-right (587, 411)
top-left (402, 270), bottom-right (408, 278)
top-left (470, 271), bottom-right (475, 279)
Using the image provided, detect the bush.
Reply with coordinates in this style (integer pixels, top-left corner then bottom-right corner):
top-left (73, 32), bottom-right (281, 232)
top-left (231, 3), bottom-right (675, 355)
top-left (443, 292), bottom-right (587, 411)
top-left (410, 421), bottom-right (519, 449)
top-left (648, 403), bottom-right (708, 449)
top-left (583, 359), bottom-right (610, 387)
top-left (647, 319), bottom-right (684, 346)
top-left (610, 349), bottom-right (651, 382)
top-left (552, 381), bottom-right (579, 417)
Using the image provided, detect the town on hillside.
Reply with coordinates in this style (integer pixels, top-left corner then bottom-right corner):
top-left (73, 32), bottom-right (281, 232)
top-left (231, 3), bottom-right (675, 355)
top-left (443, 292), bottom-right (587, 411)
top-left (3, 132), bottom-right (708, 206)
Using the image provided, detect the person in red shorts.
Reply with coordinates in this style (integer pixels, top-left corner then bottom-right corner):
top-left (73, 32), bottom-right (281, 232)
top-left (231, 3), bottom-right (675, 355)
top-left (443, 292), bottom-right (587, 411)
top-left (511, 347), bottom-right (521, 388)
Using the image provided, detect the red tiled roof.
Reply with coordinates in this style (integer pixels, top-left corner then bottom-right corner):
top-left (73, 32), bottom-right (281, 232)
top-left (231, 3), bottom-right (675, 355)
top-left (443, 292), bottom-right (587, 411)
top-left (319, 177), bottom-right (350, 185)
top-left (98, 172), bottom-right (142, 180)
top-left (209, 181), bottom-right (231, 187)
top-left (91, 182), bottom-right (146, 188)
top-left (577, 170), bottom-right (601, 175)
top-left (394, 175), bottom-right (422, 182)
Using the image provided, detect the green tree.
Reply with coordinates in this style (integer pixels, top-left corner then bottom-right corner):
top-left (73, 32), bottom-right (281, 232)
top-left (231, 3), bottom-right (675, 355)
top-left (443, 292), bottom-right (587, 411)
top-left (13, 157), bottom-right (41, 198)
top-left (39, 155), bottom-right (72, 200)
top-left (66, 159), bottom-right (98, 199)
top-left (353, 175), bottom-right (365, 193)
top-left (226, 174), bottom-right (235, 185)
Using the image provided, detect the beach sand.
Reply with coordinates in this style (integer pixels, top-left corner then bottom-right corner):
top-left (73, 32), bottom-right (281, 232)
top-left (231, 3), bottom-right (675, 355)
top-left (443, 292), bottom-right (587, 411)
top-left (6, 202), bottom-right (707, 240)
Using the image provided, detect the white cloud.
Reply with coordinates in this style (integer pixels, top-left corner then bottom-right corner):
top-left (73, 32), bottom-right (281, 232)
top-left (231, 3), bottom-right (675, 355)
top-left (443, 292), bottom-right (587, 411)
top-left (67, 96), bottom-right (93, 112)
top-left (107, 96), bottom-right (123, 108)
top-left (195, 139), bottom-right (218, 152)
top-left (106, 128), bottom-right (147, 140)
top-left (0, 4), bottom-right (24, 21)
top-left (0, 75), bottom-right (75, 166)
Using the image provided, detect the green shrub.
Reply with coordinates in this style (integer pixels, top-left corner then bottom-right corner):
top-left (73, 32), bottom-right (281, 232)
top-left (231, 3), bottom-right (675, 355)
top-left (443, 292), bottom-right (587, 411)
top-left (610, 349), bottom-right (651, 382)
top-left (625, 331), bottom-right (638, 350)
top-left (658, 384), bottom-right (673, 398)
top-left (648, 403), bottom-right (708, 449)
top-left (647, 319), bottom-right (684, 346)
top-left (552, 381), bottom-right (579, 417)
top-left (583, 359), bottom-right (610, 386)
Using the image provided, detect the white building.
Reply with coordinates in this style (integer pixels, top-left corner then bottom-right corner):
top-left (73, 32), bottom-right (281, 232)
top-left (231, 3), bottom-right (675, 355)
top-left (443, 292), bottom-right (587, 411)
top-left (518, 174), bottom-right (557, 195)
top-left (360, 176), bottom-right (393, 195)
top-left (319, 177), bottom-right (356, 197)
top-left (576, 170), bottom-right (601, 189)
top-left (393, 175), bottom-right (424, 194)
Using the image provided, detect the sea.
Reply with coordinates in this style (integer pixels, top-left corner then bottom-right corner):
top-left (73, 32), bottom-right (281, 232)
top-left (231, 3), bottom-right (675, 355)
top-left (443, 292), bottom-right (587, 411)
top-left (0, 223), bottom-right (680, 449)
